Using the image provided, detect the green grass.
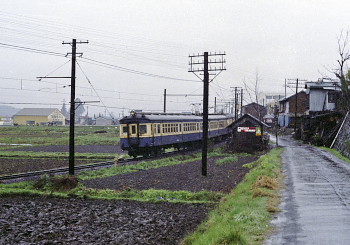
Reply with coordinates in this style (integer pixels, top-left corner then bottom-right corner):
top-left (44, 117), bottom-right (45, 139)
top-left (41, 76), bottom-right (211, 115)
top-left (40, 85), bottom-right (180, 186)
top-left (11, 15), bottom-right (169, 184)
top-left (79, 150), bottom-right (236, 180)
top-left (0, 151), bottom-right (117, 160)
top-left (0, 147), bottom-right (285, 244)
top-left (215, 155), bottom-right (238, 165)
top-left (0, 125), bottom-right (119, 146)
top-left (319, 147), bottom-right (350, 164)
top-left (182, 147), bottom-right (284, 245)
top-left (0, 177), bottom-right (223, 204)
top-left (79, 154), bottom-right (201, 180)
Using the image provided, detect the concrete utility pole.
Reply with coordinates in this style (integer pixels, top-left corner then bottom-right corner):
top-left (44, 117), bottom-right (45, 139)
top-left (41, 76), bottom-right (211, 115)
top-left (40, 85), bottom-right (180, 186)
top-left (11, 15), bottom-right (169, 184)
top-left (163, 89), bottom-right (166, 113)
top-left (214, 97), bottom-right (217, 114)
top-left (63, 39), bottom-right (88, 175)
top-left (189, 52), bottom-right (226, 176)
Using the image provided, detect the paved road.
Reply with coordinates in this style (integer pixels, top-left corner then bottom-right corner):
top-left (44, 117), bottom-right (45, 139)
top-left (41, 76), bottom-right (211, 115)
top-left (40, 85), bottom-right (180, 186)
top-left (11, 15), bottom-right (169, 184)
top-left (266, 136), bottom-right (350, 245)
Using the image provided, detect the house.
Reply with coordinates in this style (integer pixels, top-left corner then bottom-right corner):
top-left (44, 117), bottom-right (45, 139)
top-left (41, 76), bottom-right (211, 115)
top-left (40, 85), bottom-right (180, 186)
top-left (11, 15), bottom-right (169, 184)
top-left (278, 91), bottom-right (309, 127)
top-left (241, 102), bottom-right (267, 121)
top-left (305, 80), bottom-right (341, 115)
top-left (13, 108), bottom-right (66, 126)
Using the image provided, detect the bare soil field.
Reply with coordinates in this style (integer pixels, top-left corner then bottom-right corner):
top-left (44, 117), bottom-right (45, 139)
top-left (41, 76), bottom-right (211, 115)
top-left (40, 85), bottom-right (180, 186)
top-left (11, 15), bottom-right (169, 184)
top-left (0, 145), bottom-right (121, 175)
top-left (84, 155), bottom-right (259, 193)
top-left (0, 158), bottom-right (97, 175)
top-left (1, 146), bottom-right (264, 244)
top-left (0, 196), bottom-right (210, 245)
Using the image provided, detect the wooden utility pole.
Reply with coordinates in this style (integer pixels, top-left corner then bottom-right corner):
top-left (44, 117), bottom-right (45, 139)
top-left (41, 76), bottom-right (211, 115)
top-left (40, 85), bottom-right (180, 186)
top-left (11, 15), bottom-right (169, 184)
top-left (202, 52), bottom-right (209, 176)
top-left (231, 86), bottom-right (242, 120)
top-left (189, 52), bottom-right (226, 176)
top-left (287, 78), bottom-right (307, 133)
top-left (240, 88), bottom-right (243, 117)
top-left (294, 78), bottom-right (299, 133)
top-left (63, 39), bottom-right (88, 175)
top-left (284, 78), bottom-right (287, 127)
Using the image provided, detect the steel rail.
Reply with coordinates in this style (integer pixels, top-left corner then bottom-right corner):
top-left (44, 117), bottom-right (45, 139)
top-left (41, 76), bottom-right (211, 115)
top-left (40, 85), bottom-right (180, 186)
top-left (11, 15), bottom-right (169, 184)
top-left (0, 149), bottom-right (183, 181)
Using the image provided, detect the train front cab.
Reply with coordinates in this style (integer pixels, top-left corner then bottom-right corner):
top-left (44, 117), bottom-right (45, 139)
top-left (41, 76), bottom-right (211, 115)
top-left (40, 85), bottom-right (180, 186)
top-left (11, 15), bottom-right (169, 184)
top-left (120, 122), bottom-right (155, 157)
top-left (120, 122), bottom-right (140, 155)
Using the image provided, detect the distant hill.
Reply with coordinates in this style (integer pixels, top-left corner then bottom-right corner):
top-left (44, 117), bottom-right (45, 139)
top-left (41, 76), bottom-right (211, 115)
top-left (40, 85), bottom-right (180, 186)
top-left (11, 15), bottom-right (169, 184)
top-left (0, 105), bottom-right (20, 117)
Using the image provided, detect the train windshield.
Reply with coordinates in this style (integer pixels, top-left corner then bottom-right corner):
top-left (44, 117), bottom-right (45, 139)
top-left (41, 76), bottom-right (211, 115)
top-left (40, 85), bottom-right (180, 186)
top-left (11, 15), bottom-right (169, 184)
top-left (139, 125), bottom-right (147, 135)
top-left (122, 126), bottom-right (128, 134)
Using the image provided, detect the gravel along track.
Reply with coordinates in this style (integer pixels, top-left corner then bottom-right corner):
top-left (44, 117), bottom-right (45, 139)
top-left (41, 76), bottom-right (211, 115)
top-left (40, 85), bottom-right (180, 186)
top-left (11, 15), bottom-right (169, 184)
top-left (84, 155), bottom-right (259, 193)
top-left (0, 145), bottom-right (120, 176)
top-left (0, 196), bottom-right (210, 245)
top-left (0, 158), bottom-right (98, 176)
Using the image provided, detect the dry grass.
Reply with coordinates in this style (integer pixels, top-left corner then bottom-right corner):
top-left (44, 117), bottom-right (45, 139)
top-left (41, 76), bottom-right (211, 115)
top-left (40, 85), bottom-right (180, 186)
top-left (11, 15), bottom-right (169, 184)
top-left (253, 175), bottom-right (278, 190)
top-left (51, 175), bottom-right (78, 191)
top-left (252, 188), bottom-right (276, 198)
top-left (33, 175), bottom-right (78, 191)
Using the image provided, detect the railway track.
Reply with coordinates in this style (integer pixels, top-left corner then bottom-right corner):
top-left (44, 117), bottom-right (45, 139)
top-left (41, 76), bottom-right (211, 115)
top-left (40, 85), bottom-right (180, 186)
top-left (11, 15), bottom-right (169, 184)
top-left (0, 149), bottom-right (184, 182)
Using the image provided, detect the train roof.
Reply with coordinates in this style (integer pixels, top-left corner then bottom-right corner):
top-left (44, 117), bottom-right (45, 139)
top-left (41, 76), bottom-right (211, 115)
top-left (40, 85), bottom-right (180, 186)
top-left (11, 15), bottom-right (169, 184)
top-left (120, 113), bottom-right (234, 123)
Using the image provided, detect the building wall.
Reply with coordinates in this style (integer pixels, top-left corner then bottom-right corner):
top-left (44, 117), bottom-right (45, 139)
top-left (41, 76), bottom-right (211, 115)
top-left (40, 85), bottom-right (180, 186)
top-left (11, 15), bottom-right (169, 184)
top-left (309, 89), bottom-right (327, 112)
top-left (95, 118), bottom-right (113, 126)
top-left (287, 92), bottom-right (309, 114)
top-left (48, 110), bottom-right (65, 125)
top-left (242, 103), bottom-right (267, 120)
top-left (14, 115), bottom-right (48, 125)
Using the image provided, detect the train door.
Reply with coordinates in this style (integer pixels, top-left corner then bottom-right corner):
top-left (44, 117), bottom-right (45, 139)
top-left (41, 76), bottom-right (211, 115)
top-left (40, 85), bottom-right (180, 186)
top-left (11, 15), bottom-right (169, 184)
top-left (153, 123), bottom-right (161, 146)
top-left (128, 123), bottom-right (139, 146)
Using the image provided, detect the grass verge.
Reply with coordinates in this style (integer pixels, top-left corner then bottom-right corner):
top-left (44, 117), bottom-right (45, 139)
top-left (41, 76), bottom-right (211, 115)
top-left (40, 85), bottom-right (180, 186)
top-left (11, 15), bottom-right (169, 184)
top-left (0, 151), bottom-right (117, 160)
top-left (79, 151), bottom-right (234, 180)
top-left (0, 176), bottom-right (223, 204)
top-left (182, 147), bottom-right (284, 245)
top-left (319, 146), bottom-right (350, 164)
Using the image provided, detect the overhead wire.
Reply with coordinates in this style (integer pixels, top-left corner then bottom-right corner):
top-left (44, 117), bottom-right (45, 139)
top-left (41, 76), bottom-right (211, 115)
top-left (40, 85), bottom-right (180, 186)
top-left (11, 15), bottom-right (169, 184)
top-left (0, 42), bottom-right (67, 57)
top-left (78, 57), bottom-right (200, 82)
top-left (77, 61), bottom-right (123, 119)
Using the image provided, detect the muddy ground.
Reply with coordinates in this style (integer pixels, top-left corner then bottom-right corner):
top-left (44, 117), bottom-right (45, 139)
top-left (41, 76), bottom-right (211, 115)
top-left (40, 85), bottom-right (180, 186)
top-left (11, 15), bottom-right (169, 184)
top-left (84, 155), bottom-right (258, 193)
top-left (0, 158), bottom-right (101, 176)
top-left (0, 145), bottom-right (121, 175)
top-left (0, 145), bottom-right (263, 244)
top-left (0, 196), bottom-right (210, 245)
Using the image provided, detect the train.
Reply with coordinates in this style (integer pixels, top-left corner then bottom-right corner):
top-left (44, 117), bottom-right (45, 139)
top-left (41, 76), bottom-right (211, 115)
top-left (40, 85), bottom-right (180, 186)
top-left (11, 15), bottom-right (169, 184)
top-left (119, 111), bottom-right (235, 157)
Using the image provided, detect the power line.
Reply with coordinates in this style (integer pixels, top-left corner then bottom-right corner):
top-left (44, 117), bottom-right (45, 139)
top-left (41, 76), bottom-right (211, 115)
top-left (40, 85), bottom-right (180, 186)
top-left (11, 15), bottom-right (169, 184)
top-left (78, 57), bottom-right (200, 82)
top-left (76, 61), bottom-right (114, 119)
top-left (0, 42), bottom-right (66, 57)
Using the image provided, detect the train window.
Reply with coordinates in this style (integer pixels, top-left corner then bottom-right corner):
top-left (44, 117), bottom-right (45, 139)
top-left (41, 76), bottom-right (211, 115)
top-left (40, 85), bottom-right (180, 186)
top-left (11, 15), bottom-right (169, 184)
top-left (157, 125), bottom-right (161, 134)
top-left (140, 125), bottom-right (147, 134)
top-left (131, 125), bottom-right (136, 134)
top-left (123, 126), bottom-right (128, 134)
top-left (179, 124), bottom-right (182, 132)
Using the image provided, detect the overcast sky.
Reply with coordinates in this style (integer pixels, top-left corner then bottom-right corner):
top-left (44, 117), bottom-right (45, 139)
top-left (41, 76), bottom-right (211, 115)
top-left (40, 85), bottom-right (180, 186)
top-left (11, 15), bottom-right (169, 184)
top-left (1, 0), bottom-right (349, 117)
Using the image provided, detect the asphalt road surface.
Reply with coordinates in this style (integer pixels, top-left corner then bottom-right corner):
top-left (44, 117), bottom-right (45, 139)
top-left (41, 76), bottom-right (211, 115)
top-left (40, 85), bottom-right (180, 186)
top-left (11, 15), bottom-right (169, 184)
top-left (266, 136), bottom-right (350, 245)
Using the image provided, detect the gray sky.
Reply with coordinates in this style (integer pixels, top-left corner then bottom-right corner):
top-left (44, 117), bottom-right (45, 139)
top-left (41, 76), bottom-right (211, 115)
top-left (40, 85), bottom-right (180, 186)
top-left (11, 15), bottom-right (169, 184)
top-left (1, 0), bottom-right (349, 117)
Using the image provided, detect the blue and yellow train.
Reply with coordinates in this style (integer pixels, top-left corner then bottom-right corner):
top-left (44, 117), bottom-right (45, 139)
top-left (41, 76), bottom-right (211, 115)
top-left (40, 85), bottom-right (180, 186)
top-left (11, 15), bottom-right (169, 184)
top-left (119, 111), bottom-right (234, 157)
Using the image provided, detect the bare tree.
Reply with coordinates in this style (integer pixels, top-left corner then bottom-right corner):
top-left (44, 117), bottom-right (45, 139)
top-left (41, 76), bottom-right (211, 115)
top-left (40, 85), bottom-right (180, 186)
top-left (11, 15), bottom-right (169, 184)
top-left (334, 30), bottom-right (350, 112)
top-left (242, 69), bottom-right (264, 119)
